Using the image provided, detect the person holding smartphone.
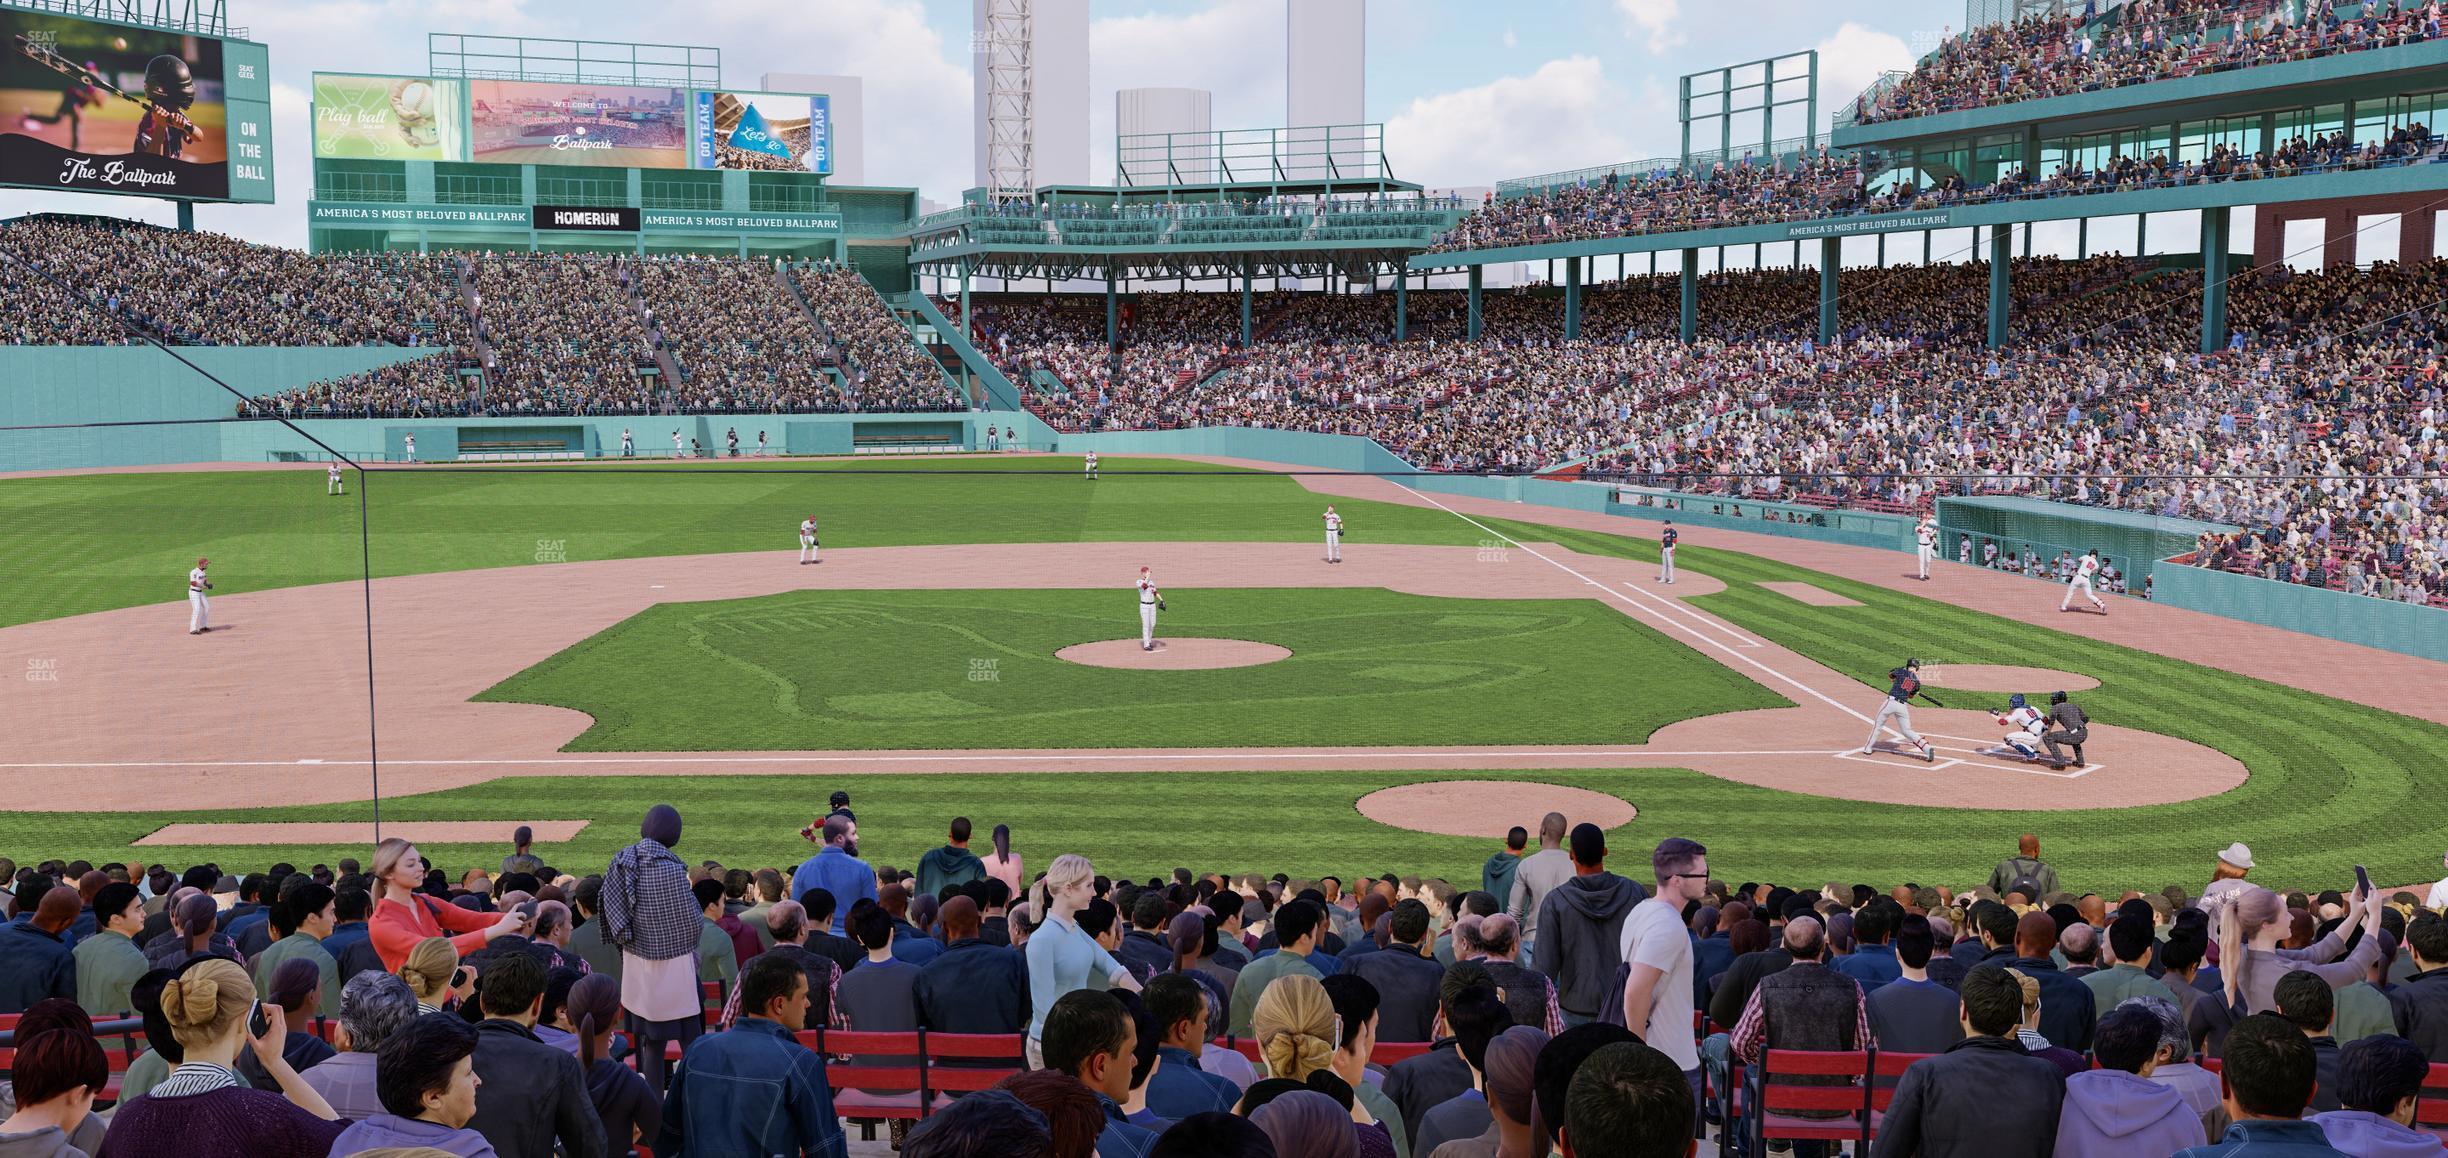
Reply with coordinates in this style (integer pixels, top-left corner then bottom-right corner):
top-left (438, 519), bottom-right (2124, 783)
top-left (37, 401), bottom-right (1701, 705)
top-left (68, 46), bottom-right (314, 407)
top-left (368, 839), bottom-right (528, 974)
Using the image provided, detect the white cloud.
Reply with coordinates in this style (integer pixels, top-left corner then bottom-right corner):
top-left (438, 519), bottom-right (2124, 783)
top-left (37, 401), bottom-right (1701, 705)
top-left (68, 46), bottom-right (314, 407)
top-left (1087, 0), bottom-right (1285, 183)
top-left (1614, 0), bottom-right (1683, 53)
top-left (1813, 21), bottom-right (1915, 114)
top-left (1383, 56), bottom-right (1667, 192)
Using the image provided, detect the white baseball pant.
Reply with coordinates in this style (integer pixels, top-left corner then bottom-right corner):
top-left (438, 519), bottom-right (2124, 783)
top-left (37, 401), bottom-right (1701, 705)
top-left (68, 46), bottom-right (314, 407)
top-left (189, 590), bottom-right (210, 632)
top-left (1867, 697), bottom-right (1925, 753)
top-left (2062, 576), bottom-right (2102, 610)
top-left (799, 536), bottom-right (817, 563)
top-left (1659, 546), bottom-right (1676, 583)
top-left (1140, 601), bottom-right (1157, 646)
top-left (2004, 729), bottom-right (2044, 756)
top-left (1326, 530), bottom-right (1341, 562)
top-left (1917, 545), bottom-right (1935, 578)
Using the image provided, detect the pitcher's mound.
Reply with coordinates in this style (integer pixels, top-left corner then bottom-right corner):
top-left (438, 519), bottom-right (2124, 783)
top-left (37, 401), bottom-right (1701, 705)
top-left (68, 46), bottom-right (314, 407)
top-left (1920, 665), bottom-right (2101, 692)
top-left (1057, 638), bottom-right (1292, 670)
top-left (1358, 781), bottom-right (1637, 837)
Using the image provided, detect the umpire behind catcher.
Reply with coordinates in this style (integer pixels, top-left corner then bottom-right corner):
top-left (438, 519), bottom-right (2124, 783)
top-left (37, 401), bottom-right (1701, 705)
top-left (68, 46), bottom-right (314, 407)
top-left (2041, 690), bottom-right (2089, 769)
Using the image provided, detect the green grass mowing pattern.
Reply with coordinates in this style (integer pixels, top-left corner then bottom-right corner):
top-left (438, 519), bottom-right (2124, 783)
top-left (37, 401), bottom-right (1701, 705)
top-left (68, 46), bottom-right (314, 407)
top-left (471, 587), bottom-right (1785, 751)
top-left (1470, 515), bottom-right (2448, 894)
top-left (0, 458), bottom-right (1482, 628)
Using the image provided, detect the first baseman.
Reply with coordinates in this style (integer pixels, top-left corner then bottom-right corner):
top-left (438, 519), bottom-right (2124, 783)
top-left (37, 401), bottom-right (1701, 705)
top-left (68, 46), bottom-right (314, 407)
top-left (1915, 517), bottom-right (1937, 580)
top-left (1865, 657), bottom-right (1937, 761)
top-left (1323, 505), bottom-right (1343, 563)
top-left (1136, 566), bottom-right (1161, 650)
top-left (327, 461), bottom-right (344, 496)
top-left (2061, 548), bottom-right (2107, 614)
top-left (1658, 521), bottom-right (1678, 584)
top-left (798, 515), bottom-right (820, 564)
top-left (187, 557), bottom-right (213, 634)
top-left (1994, 693), bottom-right (2045, 759)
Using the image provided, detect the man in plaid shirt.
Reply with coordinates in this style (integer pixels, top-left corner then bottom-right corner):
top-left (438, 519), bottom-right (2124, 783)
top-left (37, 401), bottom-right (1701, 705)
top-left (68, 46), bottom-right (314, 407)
top-left (1730, 916), bottom-right (1871, 1157)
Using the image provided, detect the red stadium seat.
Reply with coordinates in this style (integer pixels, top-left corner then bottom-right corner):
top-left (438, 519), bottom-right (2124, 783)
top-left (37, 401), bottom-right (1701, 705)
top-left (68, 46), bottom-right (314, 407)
top-left (801, 1027), bottom-right (926, 1122)
top-left (1750, 1049), bottom-right (1871, 1153)
top-left (923, 1031), bottom-right (1027, 1109)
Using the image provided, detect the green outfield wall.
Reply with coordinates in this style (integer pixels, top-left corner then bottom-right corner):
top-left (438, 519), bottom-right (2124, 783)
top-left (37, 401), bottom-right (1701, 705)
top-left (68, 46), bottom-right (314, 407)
top-left (2152, 562), bottom-right (2448, 662)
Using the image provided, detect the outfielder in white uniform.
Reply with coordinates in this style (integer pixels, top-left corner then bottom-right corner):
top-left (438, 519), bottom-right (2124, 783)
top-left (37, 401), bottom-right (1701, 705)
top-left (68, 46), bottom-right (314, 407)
top-left (1323, 506), bottom-right (1343, 563)
top-left (798, 516), bottom-right (820, 564)
top-left (1915, 518), bottom-right (1938, 580)
top-left (1995, 694), bottom-right (2046, 759)
top-left (1136, 567), bottom-right (1161, 650)
top-left (187, 557), bottom-right (213, 635)
top-left (672, 430), bottom-right (684, 457)
top-left (1864, 658), bottom-right (1937, 761)
top-left (327, 461), bottom-right (344, 496)
top-left (2061, 548), bottom-right (2107, 613)
top-left (1085, 451), bottom-right (1099, 480)
top-left (402, 434), bottom-right (415, 463)
top-left (620, 428), bottom-right (634, 457)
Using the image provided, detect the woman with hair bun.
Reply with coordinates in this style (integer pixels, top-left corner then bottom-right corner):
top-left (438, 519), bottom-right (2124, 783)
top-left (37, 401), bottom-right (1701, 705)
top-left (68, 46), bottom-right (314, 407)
top-left (94, 956), bottom-right (343, 1158)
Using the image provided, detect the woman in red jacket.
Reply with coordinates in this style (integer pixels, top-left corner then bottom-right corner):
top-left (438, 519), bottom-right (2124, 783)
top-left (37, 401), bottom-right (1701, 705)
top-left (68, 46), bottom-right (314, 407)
top-left (368, 837), bottom-right (525, 973)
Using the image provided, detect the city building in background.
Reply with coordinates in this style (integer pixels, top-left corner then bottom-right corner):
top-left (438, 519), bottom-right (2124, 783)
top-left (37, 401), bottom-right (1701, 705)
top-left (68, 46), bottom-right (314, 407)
top-left (1115, 87), bottom-right (1211, 185)
top-left (1286, 0), bottom-right (1363, 174)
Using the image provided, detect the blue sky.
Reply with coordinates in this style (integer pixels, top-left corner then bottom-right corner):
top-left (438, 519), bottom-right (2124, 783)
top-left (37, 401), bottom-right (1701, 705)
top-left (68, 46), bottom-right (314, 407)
top-left (0, 0), bottom-right (1963, 246)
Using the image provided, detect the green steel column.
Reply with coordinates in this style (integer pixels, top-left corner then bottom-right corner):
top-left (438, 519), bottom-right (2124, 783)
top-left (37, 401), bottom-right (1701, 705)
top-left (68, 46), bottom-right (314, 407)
top-left (1987, 224), bottom-right (2012, 348)
top-left (1105, 271), bottom-right (1119, 386)
top-left (1923, 230), bottom-right (1933, 265)
top-left (1678, 247), bottom-right (1698, 344)
top-left (2136, 213), bottom-right (2149, 257)
top-left (1395, 271), bottom-right (1408, 341)
top-left (1817, 237), bottom-right (1838, 346)
top-left (1467, 265), bottom-right (1483, 341)
top-left (1563, 256), bottom-right (1582, 340)
top-left (2078, 217), bottom-right (2088, 259)
top-left (2201, 208), bottom-right (2231, 353)
top-left (1876, 232), bottom-right (1885, 267)
top-left (177, 202), bottom-right (194, 231)
top-left (959, 259), bottom-right (972, 347)
top-left (1240, 261), bottom-right (1252, 347)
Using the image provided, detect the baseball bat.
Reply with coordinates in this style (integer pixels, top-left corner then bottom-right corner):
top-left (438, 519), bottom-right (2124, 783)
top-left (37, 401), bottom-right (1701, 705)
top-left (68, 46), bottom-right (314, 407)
top-left (12, 35), bottom-right (197, 143)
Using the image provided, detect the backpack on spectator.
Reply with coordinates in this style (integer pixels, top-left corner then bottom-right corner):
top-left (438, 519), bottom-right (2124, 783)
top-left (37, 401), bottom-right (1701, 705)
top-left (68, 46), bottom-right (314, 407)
top-left (2004, 858), bottom-right (2046, 901)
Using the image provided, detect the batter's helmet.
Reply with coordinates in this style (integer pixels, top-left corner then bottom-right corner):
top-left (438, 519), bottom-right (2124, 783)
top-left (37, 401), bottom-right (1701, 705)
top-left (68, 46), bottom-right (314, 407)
top-left (143, 55), bottom-right (194, 110)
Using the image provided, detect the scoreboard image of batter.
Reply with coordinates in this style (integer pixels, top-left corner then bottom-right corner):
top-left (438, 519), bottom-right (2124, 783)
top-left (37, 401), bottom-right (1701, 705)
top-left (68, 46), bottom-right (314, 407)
top-left (2, 10), bottom-right (232, 197)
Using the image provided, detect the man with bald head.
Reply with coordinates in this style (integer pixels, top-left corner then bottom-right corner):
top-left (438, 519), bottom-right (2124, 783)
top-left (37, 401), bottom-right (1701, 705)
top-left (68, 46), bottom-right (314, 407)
top-left (2057, 922), bottom-right (2101, 977)
top-left (1730, 916), bottom-right (1868, 1156)
top-left (2011, 910), bottom-right (2097, 1051)
top-left (1988, 834), bottom-right (2060, 902)
top-left (0, 885), bottom-right (81, 1010)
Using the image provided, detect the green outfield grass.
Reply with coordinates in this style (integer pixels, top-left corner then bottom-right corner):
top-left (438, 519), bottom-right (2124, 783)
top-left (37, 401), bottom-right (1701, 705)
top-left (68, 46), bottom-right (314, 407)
top-left (0, 458), bottom-right (1481, 628)
top-left (473, 587), bottom-right (1783, 750)
top-left (5, 461), bottom-right (2444, 892)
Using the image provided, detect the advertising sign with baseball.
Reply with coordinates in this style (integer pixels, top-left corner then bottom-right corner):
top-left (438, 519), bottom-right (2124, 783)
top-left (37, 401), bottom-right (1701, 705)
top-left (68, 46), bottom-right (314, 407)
top-left (312, 72), bottom-right (464, 162)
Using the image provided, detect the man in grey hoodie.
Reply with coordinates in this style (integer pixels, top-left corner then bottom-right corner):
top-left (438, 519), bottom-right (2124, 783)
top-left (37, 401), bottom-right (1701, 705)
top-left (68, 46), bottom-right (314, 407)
top-left (2312, 1035), bottom-right (2445, 1158)
top-left (2051, 1004), bottom-right (2207, 1157)
top-left (1531, 823), bottom-right (1644, 1027)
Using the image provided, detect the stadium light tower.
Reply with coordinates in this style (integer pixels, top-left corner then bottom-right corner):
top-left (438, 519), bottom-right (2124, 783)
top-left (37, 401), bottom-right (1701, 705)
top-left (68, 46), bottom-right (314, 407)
top-left (978, 0), bottom-right (1035, 202)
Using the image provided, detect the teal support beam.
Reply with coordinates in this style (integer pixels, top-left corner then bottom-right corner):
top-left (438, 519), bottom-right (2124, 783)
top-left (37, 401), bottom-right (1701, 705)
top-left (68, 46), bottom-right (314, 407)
top-left (1987, 224), bottom-right (2012, 348)
top-left (1876, 232), bottom-right (1885, 267)
top-left (1395, 272), bottom-right (1408, 342)
top-left (2077, 217), bottom-right (2088, 259)
top-left (2136, 212), bottom-right (2149, 256)
top-left (1923, 230), bottom-right (1933, 265)
top-left (1240, 259), bottom-right (1252, 347)
top-left (2201, 208), bottom-right (2231, 353)
top-left (1678, 247), bottom-right (1698, 344)
top-left (1563, 256), bottom-right (1581, 340)
top-left (177, 202), bottom-right (194, 231)
top-left (1467, 266), bottom-right (1483, 341)
top-left (1105, 272), bottom-right (1119, 381)
top-left (1817, 237), bottom-right (1838, 346)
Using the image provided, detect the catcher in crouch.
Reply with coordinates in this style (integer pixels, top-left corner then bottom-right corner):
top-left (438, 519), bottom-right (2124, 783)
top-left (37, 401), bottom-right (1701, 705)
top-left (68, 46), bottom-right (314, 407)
top-left (1993, 693), bottom-right (2047, 760)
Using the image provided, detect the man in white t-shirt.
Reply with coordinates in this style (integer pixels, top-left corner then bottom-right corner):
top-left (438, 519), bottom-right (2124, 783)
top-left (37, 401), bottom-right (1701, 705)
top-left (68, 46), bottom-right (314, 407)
top-left (1620, 835), bottom-right (1707, 1130)
top-left (2427, 850), bottom-right (2448, 912)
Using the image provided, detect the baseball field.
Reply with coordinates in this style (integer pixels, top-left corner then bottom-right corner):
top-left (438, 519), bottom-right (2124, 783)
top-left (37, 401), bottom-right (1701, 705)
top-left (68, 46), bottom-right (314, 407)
top-left (4, 454), bottom-right (2444, 896)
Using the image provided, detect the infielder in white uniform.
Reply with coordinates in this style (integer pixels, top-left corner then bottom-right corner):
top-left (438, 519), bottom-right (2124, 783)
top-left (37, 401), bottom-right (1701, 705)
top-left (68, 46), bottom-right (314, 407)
top-left (327, 461), bottom-right (344, 496)
top-left (188, 557), bottom-right (213, 634)
top-left (1915, 518), bottom-right (1938, 580)
top-left (2061, 548), bottom-right (2107, 613)
top-left (1085, 451), bottom-right (1099, 480)
top-left (1864, 657), bottom-right (1937, 761)
top-left (798, 515), bottom-right (820, 564)
top-left (1995, 693), bottom-right (2046, 759)
top-left (1136, 566), bottom-right (1161, 650)
top-left (1323, 505), bottom-right (1343, 563)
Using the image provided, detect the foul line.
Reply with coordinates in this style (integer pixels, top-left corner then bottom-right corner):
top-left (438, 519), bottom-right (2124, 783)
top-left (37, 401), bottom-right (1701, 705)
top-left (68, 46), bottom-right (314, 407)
top-left (1394, 484), bottom-right (1873, 727)
top-left (0, 748), bottom-right (1847, 771)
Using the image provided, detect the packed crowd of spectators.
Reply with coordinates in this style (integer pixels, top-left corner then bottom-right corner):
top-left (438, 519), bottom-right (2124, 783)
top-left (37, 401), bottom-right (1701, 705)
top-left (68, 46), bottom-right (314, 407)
top-left (634, 256), bottom-right (847, 413)
top-left (1857, 0), bottom-right (2448, 125)
top-left (5, 813), bottom-right (2448, 1158)
top-left (1430, 125), bottom-right (2439, 255)
top-left (790, 264), bottom-right (965, 412)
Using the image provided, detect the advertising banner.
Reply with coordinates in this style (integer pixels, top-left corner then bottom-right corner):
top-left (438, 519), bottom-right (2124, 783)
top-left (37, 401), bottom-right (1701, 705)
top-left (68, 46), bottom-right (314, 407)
top-left (309, 200), bottom-right (844, 235)
top-left (533, 204), bottom-right (639, 231)
top-left (469, 79), bottom-right (687, 168)
top-left (0, 9), bottom-right (248, 200)
top-left (313, 72), bottom-right (465, 162)
top-left (691, 89), bottom-right (830, 174)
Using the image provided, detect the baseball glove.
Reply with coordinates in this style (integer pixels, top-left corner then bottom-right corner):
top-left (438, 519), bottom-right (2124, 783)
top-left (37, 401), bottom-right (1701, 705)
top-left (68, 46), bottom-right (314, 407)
top-left (1156, 598), bottom-right (1167, 612)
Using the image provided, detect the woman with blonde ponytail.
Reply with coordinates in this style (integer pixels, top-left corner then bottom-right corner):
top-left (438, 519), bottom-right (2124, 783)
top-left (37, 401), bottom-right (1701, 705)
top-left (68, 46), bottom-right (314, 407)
top-left (1251, 973), bottom-right (1339, 1082)
top-left (396, 936), bottom-right (469, 1014)
top-left (2209, 880), bottom-right (2384, 1016)
top-left (1024, 854), bottom-right (1140, 1070)
top-left (99, 957), bottom-right (344, 1158)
